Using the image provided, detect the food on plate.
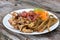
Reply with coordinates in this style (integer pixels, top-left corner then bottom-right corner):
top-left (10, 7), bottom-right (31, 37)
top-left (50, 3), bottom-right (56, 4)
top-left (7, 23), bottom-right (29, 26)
top-left (8, 8), bottom-right (57, 33)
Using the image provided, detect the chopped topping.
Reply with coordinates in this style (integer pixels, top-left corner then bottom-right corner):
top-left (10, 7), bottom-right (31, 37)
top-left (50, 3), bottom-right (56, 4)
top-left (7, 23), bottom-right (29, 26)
top-left (18, 11), bottom-right (39, 21)
top-left (34, 8), bottom-right (48, 20)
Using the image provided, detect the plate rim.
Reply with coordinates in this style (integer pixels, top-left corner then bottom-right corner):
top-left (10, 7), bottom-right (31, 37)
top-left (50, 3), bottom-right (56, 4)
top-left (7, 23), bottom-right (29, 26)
top-left (2, 8), bottom-right (59, 35)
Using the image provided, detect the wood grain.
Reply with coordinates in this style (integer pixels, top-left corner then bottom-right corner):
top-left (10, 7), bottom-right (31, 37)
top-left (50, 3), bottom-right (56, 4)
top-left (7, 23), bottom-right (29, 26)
top-left (0, 0), bottom-right (60, 40)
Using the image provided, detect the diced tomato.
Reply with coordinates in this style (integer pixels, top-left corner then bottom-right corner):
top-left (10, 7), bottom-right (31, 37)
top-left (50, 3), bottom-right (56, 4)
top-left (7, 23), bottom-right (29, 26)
top-left (22, 11), bottom-right (27, 16)
top-left (27, 16), bottom-right (31, 21)
top-left (19, 11), bottom-right (27, 17)
top-left (18, 11), bottom-right (39, 21)
top-left (33, 14), bottom-right (38, 21)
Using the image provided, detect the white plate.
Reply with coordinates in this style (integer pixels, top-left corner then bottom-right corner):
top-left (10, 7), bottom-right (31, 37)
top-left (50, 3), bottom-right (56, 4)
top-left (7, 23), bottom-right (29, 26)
top-left (3, 9), bottom-right (59, 35)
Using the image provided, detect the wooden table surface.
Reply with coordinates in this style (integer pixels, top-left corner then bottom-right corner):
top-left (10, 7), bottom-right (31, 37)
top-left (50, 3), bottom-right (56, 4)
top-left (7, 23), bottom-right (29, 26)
top-left (0, 0), bottom-right (60, 40)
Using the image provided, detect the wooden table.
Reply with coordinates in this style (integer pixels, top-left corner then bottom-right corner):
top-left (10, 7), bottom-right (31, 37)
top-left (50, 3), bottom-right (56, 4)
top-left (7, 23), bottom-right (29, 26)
top-left (0, 0), bottom-right (60, 40)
